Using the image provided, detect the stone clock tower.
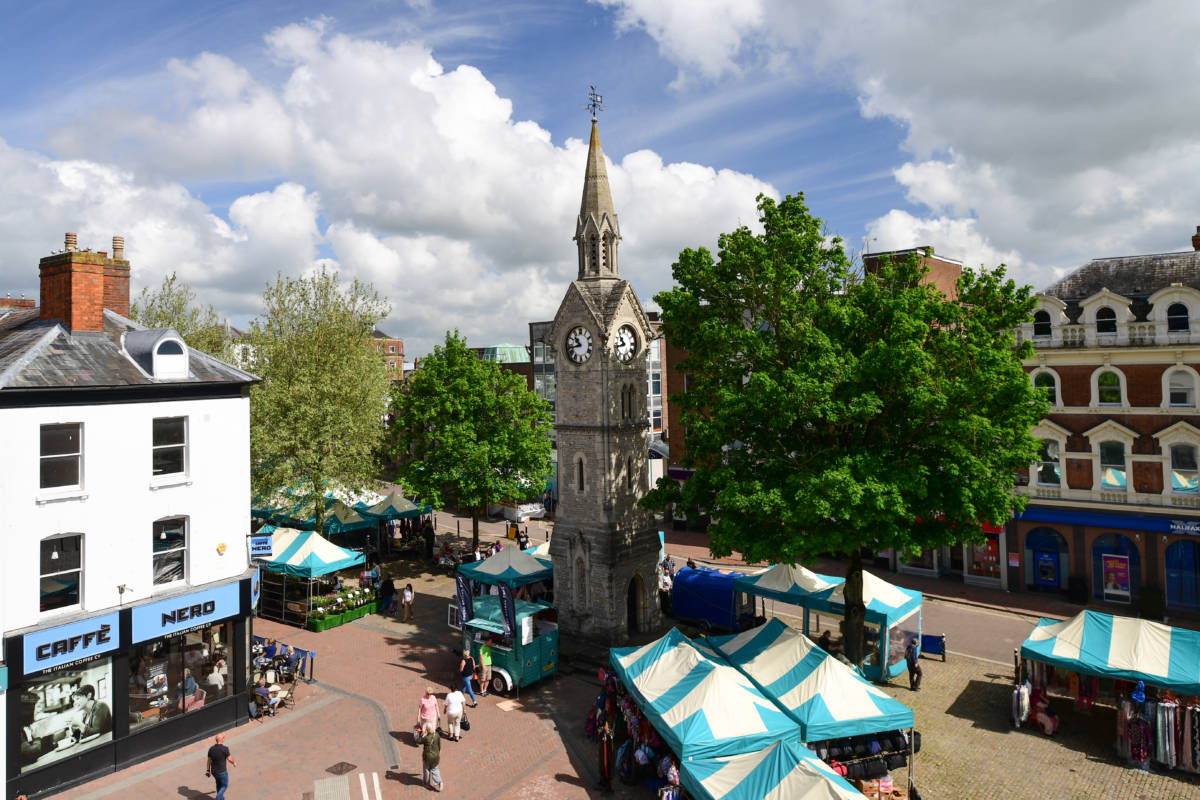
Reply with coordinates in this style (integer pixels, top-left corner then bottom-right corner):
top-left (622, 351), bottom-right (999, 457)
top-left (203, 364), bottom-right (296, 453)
top-left (549, 98), bottom-right (661, 644)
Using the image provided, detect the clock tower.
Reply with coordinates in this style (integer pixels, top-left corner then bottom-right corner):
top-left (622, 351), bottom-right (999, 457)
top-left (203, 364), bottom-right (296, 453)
top-left (549, 94), bottom-right (661, 644)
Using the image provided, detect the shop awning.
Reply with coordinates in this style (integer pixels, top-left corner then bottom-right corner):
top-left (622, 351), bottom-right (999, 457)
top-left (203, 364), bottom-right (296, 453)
top-left (456, 546), bottom-right (553, 588)
top-left (259, 526), bottom-right (366, 578)
top-left (609, 628), bottom-right (801, 760)
top-left (1020, 610), bottom-right (1200, 696)
top-left (680, 739), bottom-right (863, 800)
top-left (708, 618), bottom-right (913, 741)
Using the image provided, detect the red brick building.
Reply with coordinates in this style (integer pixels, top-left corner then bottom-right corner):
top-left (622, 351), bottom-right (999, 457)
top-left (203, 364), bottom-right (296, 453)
top-left (372, 328), bottom-right (404, 379)
top-left (1005, 227), bottom-right (1200, 614)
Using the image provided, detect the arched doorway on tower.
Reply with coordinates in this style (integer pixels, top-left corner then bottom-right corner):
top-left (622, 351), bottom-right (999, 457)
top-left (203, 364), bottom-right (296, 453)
top-left (627, 574), bottom-right (645, 635)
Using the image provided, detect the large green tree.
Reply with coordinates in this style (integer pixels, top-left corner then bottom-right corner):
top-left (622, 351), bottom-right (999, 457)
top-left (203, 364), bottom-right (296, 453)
top-left (388, 331), bottom-right (553, 548)
top-left (249, 267), bottom-right (392, 531)
top-left (646, 194), bottom-right (1045, 665)
top-left (130, 272), bottom-right (228, 357)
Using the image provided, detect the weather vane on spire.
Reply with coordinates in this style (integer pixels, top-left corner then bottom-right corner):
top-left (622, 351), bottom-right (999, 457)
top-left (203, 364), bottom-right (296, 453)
top-left (584, 85), bottom-right (606, 121)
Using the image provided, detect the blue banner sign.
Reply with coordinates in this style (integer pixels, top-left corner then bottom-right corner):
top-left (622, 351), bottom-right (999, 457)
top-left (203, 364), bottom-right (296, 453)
top-left (23, 612), bottom-right (121, 674)
top-left (455, 575), bottom-right (475, 627)
top-left (250, 567), bottom-right (262, 611)
top-left (498, 584), bottom-right (516, 639)
top-left (250, 535), bottom-right (274, 558)
top-left (132, 581), bottom-right (241, 642)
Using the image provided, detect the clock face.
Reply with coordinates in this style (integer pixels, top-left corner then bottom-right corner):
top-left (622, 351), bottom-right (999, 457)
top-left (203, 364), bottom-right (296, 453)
top-left (615, 324), bottom-right (638, 362)
top-left (566, 325), bottom-right (593, 363)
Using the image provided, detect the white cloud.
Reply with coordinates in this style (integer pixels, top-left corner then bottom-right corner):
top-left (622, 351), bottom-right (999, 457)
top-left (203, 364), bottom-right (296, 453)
top-left (599, 0), bottom-right (1200, 288)
top-left (8, 18), bottom-right (772, 356)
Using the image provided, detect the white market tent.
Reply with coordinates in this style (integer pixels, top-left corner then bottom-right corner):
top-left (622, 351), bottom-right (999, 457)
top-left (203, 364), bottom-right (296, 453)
top-left (681, 739), bottom-right (864, 800)
top-left (708, 618), bottom-right (914, 742)
top-left (456, 545), bottom-right (553, 588)
top-left (260, 526), bottom-right (366, 578)
top-left (734, 564), bottom-right (923, 681)
top-left (1020, 609), bottom-right (1200, 696)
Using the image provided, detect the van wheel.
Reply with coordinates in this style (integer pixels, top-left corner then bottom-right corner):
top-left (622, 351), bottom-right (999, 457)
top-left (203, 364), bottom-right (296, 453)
top-left (491, 674), bottom-right (509, 694)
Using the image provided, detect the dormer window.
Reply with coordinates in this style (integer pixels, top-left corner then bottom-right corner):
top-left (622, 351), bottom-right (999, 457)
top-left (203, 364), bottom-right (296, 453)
top-left (1168, 303), bottom-right (1190, 332)
top-left (1032, 310), bottom-right (1051, 338)
top-left (152, 338), bottom-right (188, 379)
top-left (1096, 307), bottom-right (1117, 334)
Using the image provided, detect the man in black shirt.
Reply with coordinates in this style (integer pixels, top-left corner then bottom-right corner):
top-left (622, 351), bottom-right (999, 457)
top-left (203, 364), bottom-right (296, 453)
top-left (206, 733), bottom-right (237, 800)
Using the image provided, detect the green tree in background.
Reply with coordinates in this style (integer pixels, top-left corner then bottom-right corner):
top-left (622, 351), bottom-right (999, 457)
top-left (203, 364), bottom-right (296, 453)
top-left (130, 272), bottom-right (228, 357)
top-left (645, 194), bottom-right (1045, 665)
top-left (249, 267), bottom-right (392, 532)
top-left (388, 331), bottom-right (554, 548)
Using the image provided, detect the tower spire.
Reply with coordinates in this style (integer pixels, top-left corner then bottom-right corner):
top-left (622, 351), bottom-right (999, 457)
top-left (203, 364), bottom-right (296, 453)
top-left (575, 86), bottom-right (620, 279)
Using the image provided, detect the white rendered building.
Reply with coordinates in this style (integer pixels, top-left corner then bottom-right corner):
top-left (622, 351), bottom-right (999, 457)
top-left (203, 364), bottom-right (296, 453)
top-left (0, 234), bottom-right (259, 797)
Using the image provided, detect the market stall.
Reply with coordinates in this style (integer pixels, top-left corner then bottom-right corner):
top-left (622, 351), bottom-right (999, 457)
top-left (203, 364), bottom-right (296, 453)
top-left (456, 545), bottom-right (553, 589)
top-left (734, 564), bottom-right (923, 682)
top-left (255, 526), bottom-right (369, 630)
top-left (1018, 609), bottom-right (1200, 771)
top-left (709, 618), bottom-right (917, 788)
top-left (681, 739), bottom-right (864, 800)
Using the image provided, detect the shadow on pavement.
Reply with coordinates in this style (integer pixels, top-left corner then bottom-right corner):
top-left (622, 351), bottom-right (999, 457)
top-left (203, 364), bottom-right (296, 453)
top-left (943, 678), bottom-right (1013, 732)
top-left (176, 786), bottom-right (213, 798)
top-left (384, 769), bottom-right (426, 787)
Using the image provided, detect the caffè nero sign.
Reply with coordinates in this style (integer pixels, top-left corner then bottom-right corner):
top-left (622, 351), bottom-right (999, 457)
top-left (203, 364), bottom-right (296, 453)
top-left (23, 612), bottom-right (121, 674)
top-left (131, 582), bottom-right (241, 642)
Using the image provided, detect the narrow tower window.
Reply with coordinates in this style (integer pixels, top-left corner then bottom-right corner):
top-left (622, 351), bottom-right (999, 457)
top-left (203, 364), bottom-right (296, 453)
top-left (577, 457), bottom-right (585, 493)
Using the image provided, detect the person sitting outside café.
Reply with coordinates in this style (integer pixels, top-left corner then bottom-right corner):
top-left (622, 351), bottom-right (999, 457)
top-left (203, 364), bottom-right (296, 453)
top-left (253, 680), bottom-right (280, 715)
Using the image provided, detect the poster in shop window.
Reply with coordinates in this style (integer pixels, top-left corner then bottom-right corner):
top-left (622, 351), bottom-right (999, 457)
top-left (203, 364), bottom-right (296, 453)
top-left (19, 658), bottom-right (113, 774)
top-left (1102, 553), bottom-right (1131, 603)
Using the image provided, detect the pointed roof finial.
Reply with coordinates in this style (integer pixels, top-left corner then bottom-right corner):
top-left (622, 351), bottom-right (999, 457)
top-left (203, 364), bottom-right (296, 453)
top-left (584, 85), bottom-right (605, 122)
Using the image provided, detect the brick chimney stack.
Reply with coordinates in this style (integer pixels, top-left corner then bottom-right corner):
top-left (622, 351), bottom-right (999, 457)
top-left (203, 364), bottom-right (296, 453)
top-left (1192, 225), bottom-right (1200, 252)
top-left (39, 232), bottom-right (131, 332)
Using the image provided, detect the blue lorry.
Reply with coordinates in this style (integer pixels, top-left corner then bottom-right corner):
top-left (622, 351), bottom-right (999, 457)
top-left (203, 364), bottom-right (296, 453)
top-left (669, 565), bottom-right (765, 633)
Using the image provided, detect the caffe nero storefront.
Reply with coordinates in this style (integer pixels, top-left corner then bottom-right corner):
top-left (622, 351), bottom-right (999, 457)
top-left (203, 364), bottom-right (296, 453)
top-left (6, 569), bottom-right (260, 797)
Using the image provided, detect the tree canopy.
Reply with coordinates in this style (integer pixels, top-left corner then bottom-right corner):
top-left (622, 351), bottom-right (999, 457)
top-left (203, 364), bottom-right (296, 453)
top-left (248, 267), bottom-right (392, 531)
top-left (387, 331), bottom-right (554, 547)
top-left (645, 194), bottom-right (1045, 663)
top-left (130, 272), bottom-right (228, 358)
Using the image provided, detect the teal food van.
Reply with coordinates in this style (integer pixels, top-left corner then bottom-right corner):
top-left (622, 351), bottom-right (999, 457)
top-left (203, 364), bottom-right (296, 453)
top-left (450, 596), bottom-right (558, 694)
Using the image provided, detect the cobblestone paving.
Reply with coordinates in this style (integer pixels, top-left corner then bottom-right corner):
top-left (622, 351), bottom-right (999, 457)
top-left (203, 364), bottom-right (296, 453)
top-left (880, 654), bottom-right (1200, 800)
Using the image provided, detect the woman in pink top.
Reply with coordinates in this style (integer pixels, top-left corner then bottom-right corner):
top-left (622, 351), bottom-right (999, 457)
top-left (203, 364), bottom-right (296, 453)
top-left (417, 686), bottom-right (440, 735)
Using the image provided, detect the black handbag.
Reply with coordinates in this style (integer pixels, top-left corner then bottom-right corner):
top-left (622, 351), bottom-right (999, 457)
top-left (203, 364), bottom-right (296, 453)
top-left (461, 713), bottom-right (471, 732)
top-left (864, 757), bottom-right (888, 778)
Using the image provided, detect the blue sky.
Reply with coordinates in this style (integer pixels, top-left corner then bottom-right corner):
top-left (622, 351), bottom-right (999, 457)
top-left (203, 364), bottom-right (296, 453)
top-left (2, 1), bottom-right (1197, 356)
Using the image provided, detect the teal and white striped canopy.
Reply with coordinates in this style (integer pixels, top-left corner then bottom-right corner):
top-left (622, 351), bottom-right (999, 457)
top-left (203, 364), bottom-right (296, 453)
top-left (1021, 610), bottom-right (1200, 695)
top-left (609, 628), bottom-right (801, 760)
top-left (456, 545), bottom-right (553, 588)
top-left (708, 618), bottom-right (913, 741)
top-left (259, 526), bottom-right (366, 578)
top-left (681, 739), bottom-right (862, 800)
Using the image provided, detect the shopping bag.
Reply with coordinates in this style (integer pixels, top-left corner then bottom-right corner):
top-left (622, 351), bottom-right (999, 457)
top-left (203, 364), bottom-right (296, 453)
top-left (461, 714), bottom-right (471, 732)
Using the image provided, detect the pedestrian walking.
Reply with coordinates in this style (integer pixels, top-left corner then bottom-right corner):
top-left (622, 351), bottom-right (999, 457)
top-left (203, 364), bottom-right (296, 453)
top-left (401, 583), bottom-right (415, 622)
top-left (379, 577), bottom-right (397, 615)
top-left (205, 733), bottom-right (237, 800)
top-left (478, 638), bottom-right (493, 697)
top-left (417, 726), bottom-right (444, 792)
top-left (594, 716), bottom-right (615, 792)
top-left (417, 686), bottom-right (440, 735)
top-left (443, 686), bottom-right (466, 741)
top-left (905, 637), bottom-right (923, 691)
top-left (458, 650), bottom-right (478, 706)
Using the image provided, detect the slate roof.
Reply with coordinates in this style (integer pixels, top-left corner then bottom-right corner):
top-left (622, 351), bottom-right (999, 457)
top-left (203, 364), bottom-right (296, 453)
top-left (0, 307), bottom-right (257, 392)
top-left (1041, 249), bottom-right (1200, 322)
top-left (1041, 251), bottom-right (1200, 323)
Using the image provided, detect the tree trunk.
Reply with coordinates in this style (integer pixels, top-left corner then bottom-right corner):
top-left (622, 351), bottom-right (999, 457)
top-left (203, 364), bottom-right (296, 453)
top-left (843, 549), bottom-right (866, 668)
top-left (471, 508), bottom-right (480, 549)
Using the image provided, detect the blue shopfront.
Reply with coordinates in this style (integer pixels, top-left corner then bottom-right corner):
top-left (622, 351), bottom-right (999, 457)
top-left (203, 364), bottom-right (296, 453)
top-left (6, 572), bottom-right (257, 798)
top-left (1015, 507), bottom-right (1200, 613)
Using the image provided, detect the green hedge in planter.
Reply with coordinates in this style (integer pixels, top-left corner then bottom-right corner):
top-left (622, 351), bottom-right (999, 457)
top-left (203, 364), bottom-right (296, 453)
top-left (307, 615), bottom-right (340, 632)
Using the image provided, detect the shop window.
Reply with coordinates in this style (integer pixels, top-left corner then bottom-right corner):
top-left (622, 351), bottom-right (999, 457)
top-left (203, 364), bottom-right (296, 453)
top-left (1032, 310), bottom-right (1052, 337)
top-left (906, 548), bottom-right (935, 570)
top-left (1033, 372), bottom-right (1057, 405)
top-left (129, 620), bottom-right (232, 732)
top-left (651, 407), bottom-right (662, 432)
top-left (1171, 444), bottom-right (1199, 494)
top-left (153, 517), bottom-right (188, 586)
top-left (1167, 302), bottom-right (1190, 333)
top-left (966, 534), bottom-right (1001, 580)
top-left (1095, 306), bottom-right (1117, 334)
top-left (1097, 371), bottom-right (1122, 405)
top-left (152, 416), bottom-right (187, 476)
top-left (40, 534), bottom-right (82, 612)
top-left (1099, 442), bottom-right (1126, 489)
top-left (1036, 440), bottom-right (1061, 486)
top-left (1165, 540), bottom-right (1200, 612)
top-left (18, 657), bottom-right (114, 774)
top-left (1092, 532), bottom-right (1140, 603)
top-left (40, 422), bottom-right (82, 489)
top-left (1169, 371), bottom-right (1195, 407)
